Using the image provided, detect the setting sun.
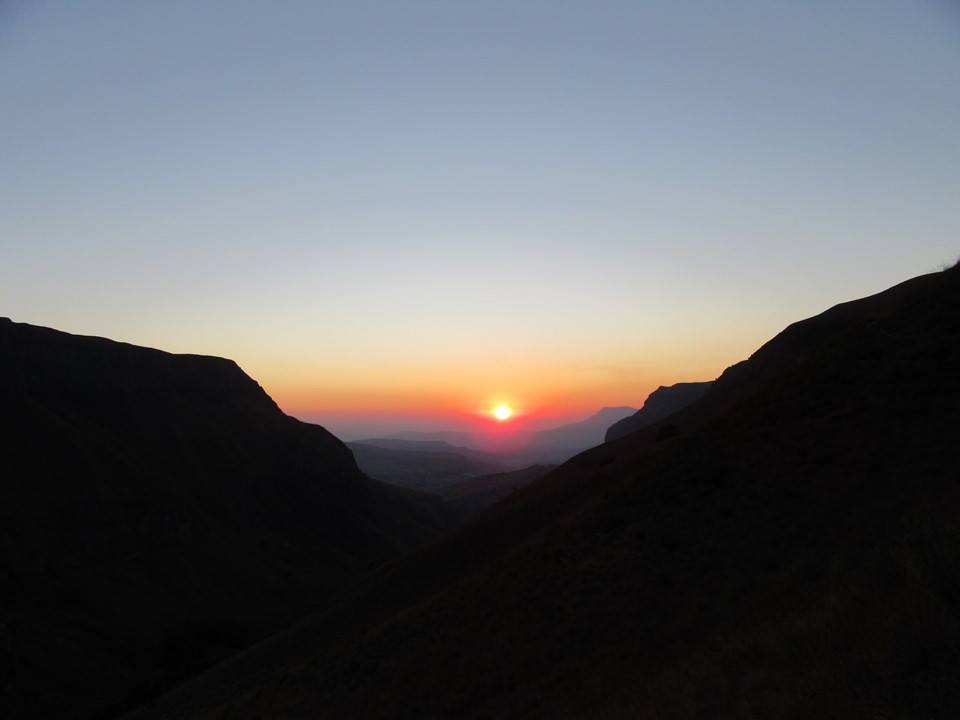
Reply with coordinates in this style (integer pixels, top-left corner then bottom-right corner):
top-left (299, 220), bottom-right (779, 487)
top-left (493, 404), bottom-right (513, 421)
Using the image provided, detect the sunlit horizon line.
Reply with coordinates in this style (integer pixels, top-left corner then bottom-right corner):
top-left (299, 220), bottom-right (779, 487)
top-left (278, 397), bottom-right (616, 423)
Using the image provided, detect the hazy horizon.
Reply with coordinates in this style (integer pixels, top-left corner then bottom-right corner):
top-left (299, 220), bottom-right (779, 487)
top-left (306, 403), bottom-right (639, 442)
top-left (3, 1), bottom-right (958, 439)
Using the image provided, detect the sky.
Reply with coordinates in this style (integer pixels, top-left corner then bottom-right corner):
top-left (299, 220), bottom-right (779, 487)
top-left (1, 0), bottom-right (958, 439)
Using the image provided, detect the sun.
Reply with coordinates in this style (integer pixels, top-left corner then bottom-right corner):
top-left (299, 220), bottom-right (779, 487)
top-left (493, 404), bottom-right (513, 421)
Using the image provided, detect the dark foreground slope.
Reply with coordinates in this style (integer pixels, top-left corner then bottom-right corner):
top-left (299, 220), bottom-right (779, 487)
top-left (0, 319), bottom-right (449, 720)
top-left (133, 266), bottom-right (960, 720)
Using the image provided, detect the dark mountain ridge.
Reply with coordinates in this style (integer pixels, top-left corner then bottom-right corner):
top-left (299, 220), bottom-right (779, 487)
top-left (0, 318), bottom-right (449, 719)
top-left (605, 381), bottom-right (712, 441)
top-left (130, 265), bottom-right (960, 719)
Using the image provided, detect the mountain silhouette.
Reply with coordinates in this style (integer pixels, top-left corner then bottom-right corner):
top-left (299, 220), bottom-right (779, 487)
top-left (0, 318), bottom-right (450, 720)
top-left (605, 381), bottom-right (712, 441)
top-left (129, 265), bottom-right (960, 719)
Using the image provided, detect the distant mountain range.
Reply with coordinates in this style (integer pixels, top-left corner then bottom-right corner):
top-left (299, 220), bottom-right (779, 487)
top-left (0, 318), bottom-right (450, 720)
top-left (347, 439), bottom-right (507, 494)
top-left (131, 264), bottom-right (960, 719)
top-left (379, 407), bottom-right (638, 466)
top-left (347, 437), bottom-right (557, 515)
top-left (351, 437), bottom-right (503, 466)
top-left (350, 401), bottom-right (715, 505)
top-left (515, 405), bottom-right (636, 463)
top-left (349, 409), bottom-right (637, 496)
top-left (390, 429), bottom-right (476, 445)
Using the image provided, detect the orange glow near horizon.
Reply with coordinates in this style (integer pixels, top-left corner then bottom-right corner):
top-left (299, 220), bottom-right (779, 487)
top-left (232, 329), bottom-right (764, 438)
top-left (141, 306), bottom-right (772, 435)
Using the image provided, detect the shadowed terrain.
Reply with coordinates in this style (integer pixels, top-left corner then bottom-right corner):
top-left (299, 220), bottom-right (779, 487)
top-left (359, 407), bottom-right (638, 471)
top-left (436, 464), bottom-right (556, 514)
top-left (347, 442), bottom-right (554, 516)
top-left (0, 319), bottom-right (450, 720)
top-left (347, 439), bottom-right (507, 493)
top-left (605, 381), bottom-right (712, 442)
top-left (129, 265), bottom-right (960, 719)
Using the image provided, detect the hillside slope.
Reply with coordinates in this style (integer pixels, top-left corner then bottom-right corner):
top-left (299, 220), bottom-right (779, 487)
top-left (437, 464), bottom-right (556, 514)
top-left (0, 319), bottom-right (449, 720)
top-left (130, 266), bottom-right (960, 719)
top-left (605, 381), bottom-right (711, 441)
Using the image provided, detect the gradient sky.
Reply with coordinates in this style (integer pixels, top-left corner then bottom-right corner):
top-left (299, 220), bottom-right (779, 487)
top-left (2, 1), bottom-right (958, 438)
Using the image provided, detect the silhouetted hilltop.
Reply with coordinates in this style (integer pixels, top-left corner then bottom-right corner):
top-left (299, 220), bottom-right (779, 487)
top-left (605, 381), bottom-right (712, 441)
top-left (130, 265), bottom-right (960, 719)
top-left (0, 318), bottom-right (449, 720)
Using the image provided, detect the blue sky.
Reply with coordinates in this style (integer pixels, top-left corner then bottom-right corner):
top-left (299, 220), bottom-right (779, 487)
top-left (1, 1), bottom-right (958, 436)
